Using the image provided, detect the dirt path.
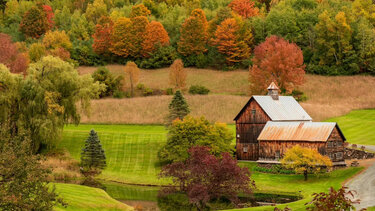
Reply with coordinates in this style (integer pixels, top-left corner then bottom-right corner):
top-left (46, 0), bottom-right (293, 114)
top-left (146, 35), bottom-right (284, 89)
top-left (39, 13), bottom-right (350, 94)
top-left (346, 145), bottom-right (375, 210)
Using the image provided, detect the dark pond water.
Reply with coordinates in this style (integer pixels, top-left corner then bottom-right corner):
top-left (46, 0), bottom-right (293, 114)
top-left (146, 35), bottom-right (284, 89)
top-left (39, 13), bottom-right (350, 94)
top-left (103, 182), bottom-right (302, 211)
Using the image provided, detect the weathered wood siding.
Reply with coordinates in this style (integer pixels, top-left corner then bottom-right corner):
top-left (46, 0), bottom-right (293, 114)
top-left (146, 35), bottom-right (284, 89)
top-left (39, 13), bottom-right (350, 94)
top-left (326, 126), bottom-right (345, 162)
top-left (236, 99), bottom-right (270, 160)
top-left (259, 141), bottom-right (326, 160)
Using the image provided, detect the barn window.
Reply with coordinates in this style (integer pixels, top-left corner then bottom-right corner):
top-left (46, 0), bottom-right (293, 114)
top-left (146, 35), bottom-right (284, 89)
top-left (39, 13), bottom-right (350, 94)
top-left (251, 109), bottom-right (256, 115)
top-left (327, 142), bottom-right (333, 147)
top-left (243, 146), bottom-right (248, 153)
top-left (275, 151), bottom-right (280, 160)
top-left (336, 152), bottom-right (343, 159)
top-left (337, 142), bottom-right (343, 147)
top-left (328, 153), bottom-right (334, 159)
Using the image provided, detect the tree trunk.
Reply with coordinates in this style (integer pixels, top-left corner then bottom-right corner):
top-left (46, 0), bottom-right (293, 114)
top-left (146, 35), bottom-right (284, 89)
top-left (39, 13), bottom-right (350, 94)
top-left (304, 170), bottom-right (308, 181)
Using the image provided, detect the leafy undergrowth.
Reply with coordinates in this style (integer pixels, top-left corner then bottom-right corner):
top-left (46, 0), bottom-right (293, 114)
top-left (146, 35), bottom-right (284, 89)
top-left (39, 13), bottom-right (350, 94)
top-left (326, 109), bottom-right (375, 146)
top-left (52, 183), bottom-right (133, 211)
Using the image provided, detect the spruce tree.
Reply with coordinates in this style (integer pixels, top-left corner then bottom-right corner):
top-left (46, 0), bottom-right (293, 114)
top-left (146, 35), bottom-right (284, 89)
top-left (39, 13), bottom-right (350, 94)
top-left (167, 90), bottom-right (190, 123)
top-left (80, 129), bottom-right (106, 176)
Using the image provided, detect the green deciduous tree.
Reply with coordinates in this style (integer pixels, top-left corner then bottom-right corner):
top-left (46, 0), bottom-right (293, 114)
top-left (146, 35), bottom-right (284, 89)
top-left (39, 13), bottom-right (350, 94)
top-left (28, 42), bottom-right (46, 62)
top-left (80, 129), bottom-right (106, 177)
top-left (85, 0), bottom-right (108, 24)
top-left (167, 90), bottom-right (189, 123)
top-left (158, 116), bottom-right (233, 163)
top-left (281, 145), bottom-right (332, 181)
top-left (92, 66), bottom-right (123, 97)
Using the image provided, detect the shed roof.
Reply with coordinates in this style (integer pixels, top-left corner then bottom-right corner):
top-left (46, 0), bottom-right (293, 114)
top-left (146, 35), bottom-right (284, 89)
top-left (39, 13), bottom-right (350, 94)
top-left (258, 121), bottom-right (346, 142)
top-left (234, 96), bottom-right (312, 121)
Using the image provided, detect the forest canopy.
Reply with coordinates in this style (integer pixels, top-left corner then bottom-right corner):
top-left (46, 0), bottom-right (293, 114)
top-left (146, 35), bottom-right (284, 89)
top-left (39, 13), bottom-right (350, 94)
top-left (0, 0), bottom-right (374, 75)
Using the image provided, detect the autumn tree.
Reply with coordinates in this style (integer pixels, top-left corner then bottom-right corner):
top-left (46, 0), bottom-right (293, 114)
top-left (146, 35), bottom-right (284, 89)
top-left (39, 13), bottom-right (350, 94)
top-left (281, 145), bottom-right (332, 181)
top-left (142, 21), bottom-right (170, 57)
top-left (228, 0), bottom-right (259, 18)
top-left (130, 4), bottom-right (151, 18)
top-left (124, 61), bottom-right (140, 97)
top-left (355, 18), bottom-right (375, 73)
top-left (0, 33), bottom-right (28, 74)
top-left (158, 116), bottom-right (233, 163)
top-left (213, 18), bottom-right (252, 64)
top-left (92, 16), bottom-right (113, 56)
top-left (306, 187), bottom-right (360, 211)
top-left (110, 17), bottom-right (133, 57)
top-left (169, 59), bottom-right (186, 89)
top-left (42, 5), bottom-right (54, 29)
top-left (19, 6), bottom-right (50, 38)
top-left (28, 43), bottom-right (46, 62)
top-left (249, 35), bottom-right (305, 94)
top-left (43, 30), bottom-right (72, 61)
top-left (178, 9), bottom-right (208, 56)
top-left (85, 0), bottom-right (108, 23)
top-left (130, 16), bottom-right (149, 58)
top-left (160, 146), bottom-right (255, 209)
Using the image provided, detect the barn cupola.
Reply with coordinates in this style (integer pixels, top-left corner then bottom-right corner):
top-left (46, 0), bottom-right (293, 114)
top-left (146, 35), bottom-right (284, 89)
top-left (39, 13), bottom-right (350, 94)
top-left (267, 82), bottom-right (279, 100)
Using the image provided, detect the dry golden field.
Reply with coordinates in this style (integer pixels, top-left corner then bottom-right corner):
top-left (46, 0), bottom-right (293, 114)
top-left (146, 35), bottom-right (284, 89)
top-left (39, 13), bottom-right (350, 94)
top-left (78, 65), bottom-right (375, 124)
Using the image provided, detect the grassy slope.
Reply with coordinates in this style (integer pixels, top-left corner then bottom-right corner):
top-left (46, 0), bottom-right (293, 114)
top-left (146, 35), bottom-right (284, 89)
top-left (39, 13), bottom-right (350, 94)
top-left (326, 109), bottom-right (375, 146)
top-left (61, 124), bottom-right (363, 211)
top-left (53, 183), bottom-right (132, 211)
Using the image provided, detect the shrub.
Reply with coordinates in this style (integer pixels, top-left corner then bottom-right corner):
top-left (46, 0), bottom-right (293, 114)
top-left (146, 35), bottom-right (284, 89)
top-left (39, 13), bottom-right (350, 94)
top-left (143, 87), bottom-right (153, 96)
top-left (113, 90), bottom-right (126, 98)
top-left (165, 88), bottom-right (174, 95)
top-left (253, 164), bottom-right (295, 174)
top-left (189, 85), bottom-right (210, 95)
top-left (71, 40), bottom-right (105, 66)
top-left (136, 83), bottom-right (145, 90)
top-left (92, 67), bottom-right (122, 98)
top-left (290, 89), bottom-right (307, 102)
top-left (139, 45), bottom-right (177, 69)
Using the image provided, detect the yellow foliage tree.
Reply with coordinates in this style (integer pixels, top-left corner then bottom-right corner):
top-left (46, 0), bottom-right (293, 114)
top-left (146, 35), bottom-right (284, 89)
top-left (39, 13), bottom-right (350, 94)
top-left (281, 145), bottom-right (332, 181)
top-left (169, 59), bottom-right (186, 90)
top-left (42, 30), bottom-right (72, 50)
top-left (124, 61), bottom-right (140, 97)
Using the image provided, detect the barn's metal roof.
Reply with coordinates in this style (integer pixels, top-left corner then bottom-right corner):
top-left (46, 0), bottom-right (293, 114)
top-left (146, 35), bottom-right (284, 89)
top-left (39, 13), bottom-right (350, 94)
top-left (258, 121), bottom-right (345, 142)
top-left (253, 96), bottom-right (312, 121)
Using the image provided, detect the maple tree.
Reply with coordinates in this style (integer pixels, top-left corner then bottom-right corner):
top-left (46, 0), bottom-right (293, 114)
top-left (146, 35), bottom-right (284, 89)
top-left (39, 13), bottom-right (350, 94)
top-left (281, 145), bottom-right (332, 181)
top-left (306, 187), bottom-right (360, 211)
top-left (92, 16), bottom-right (114, 56)
top-left (228, 0), bottom-right (259, 18)
top-left (0, 33), bottom-right (28, 74)
top-left (130, 4), bottom-right (151, 18)
top-left (142, 21), bottom-right (170, 57)
top-left (249, 35), bottom-right (305, 94)
top-left (213, 18), bottom-right (252, 64)
top-left (42, 5), bottom-right (54, 29)
top-left (43, 30), bottom-right (72, 51)
top-left (178, 9), bottom-right (208, 56)
top-left (19, 6), bottom-right (50, 39)
top-left (130, 16), bottom-right (149, 58)
top-left (110, 17), bottom-right (133, 57)
top-left (160, 146), bottom-right (255, 209)
top-left (169, 59), bottom-right (186, 90)
top-left (124, 61), bottom-right (140, 97)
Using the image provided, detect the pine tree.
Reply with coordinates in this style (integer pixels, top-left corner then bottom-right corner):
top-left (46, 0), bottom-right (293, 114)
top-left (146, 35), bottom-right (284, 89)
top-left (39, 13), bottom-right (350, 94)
top-left (80, 129), bottom-right (106, 177)
top-left (167, 90), bottom-right (190, 123)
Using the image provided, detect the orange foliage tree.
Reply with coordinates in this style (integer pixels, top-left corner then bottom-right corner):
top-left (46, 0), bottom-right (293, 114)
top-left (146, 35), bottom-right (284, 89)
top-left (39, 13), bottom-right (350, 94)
top-left (249, 36), bottom-right (305, 94)
top-left (110, 17), bottom-right (133, 58)
top-left (124, 61), bottom-right (140, 97)
top-left (169, 59), bottom-right (186, 89)
top-left (178, 9), bottom-right (208, 56)
top-left (42, 5), bottom-right (54, 29)
top-left (142, 21), bottom-right (170, 57)
top-left (213, 18), bottom-right (252, 64)
top-left (93, 16), bottom-right (113, 56)
top-left (130, 4), bottom-right (151, 18)
top-left (19, 6), bottom-right (50, 39)
top-left (130, 16), bottom-right (149, 58)
top-left (0, 33), bottom-right (28, 74)
top-left (228, 0), bottom-right (259, 19)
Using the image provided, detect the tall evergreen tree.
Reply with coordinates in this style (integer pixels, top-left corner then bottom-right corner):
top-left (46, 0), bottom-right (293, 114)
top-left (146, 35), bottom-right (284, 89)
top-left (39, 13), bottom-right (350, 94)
top-left (167, 90), bottom-right (190, 123)
top-left (80, 130), bottom-right (106, 176)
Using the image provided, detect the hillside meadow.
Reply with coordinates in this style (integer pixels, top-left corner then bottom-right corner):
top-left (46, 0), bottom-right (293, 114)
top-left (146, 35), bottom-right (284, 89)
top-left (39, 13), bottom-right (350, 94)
top-left (78, 66), bottom-right (375, 124)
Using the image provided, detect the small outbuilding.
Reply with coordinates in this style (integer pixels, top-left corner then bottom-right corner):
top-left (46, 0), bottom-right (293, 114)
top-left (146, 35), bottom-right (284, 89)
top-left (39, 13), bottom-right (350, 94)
top-left (234, 82), bottom-right (346, 165)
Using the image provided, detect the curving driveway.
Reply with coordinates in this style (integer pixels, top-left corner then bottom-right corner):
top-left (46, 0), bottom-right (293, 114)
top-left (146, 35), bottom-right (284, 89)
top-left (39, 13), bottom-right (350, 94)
top-left (346, 145), bottom-right (375, 210)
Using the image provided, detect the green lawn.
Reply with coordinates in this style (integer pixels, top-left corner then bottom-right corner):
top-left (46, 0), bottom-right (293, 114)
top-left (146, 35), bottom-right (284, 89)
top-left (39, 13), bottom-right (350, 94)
top-left (326, 109), bottom-right (375, 145)
top-left (53, 183), bottom-right (132, 211)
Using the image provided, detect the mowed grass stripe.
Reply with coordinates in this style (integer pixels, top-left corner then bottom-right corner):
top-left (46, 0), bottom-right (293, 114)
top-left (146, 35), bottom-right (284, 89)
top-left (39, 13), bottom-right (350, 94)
top-left (326, 109), bottom-right (375, 145)
top-left (60, 125), bottom-right (167, 185)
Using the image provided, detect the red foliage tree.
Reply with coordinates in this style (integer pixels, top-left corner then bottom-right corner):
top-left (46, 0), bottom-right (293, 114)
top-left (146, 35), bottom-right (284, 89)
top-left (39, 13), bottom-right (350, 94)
top-left (177, 9), bottom-right (208, 56)
top-left (142, 21), bottom-right (170, 57)
top-left (306, 187), bottom-right (360, 211)
top-left (228, 0), bottom-right (259, 18)
top-left (160, 146), bottom-right (255, 209)
top-left (19, 6), bottom-right (50, 39)
top-left (93, 16), bottom-right (114, 56)
top-left (0, 33), bottom-right (28, 74)
top-left (42, 5), bottom-right (54, 29)
top-left (249, 36), bottom-right (305, 94)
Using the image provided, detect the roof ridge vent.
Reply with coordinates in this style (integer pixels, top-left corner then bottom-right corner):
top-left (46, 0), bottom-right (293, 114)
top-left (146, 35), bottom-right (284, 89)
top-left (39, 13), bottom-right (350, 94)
top-left (267, 82), bottom-right (279, 100)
